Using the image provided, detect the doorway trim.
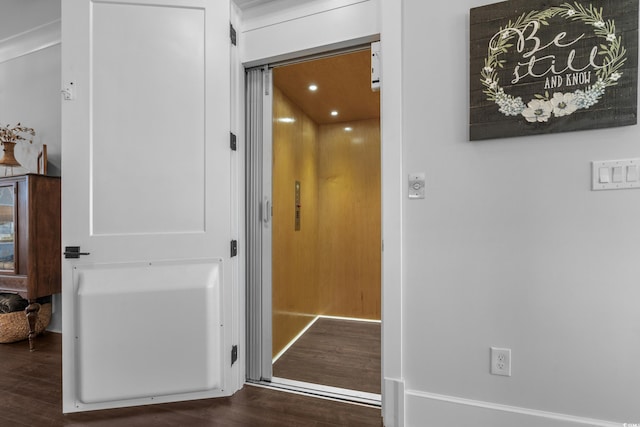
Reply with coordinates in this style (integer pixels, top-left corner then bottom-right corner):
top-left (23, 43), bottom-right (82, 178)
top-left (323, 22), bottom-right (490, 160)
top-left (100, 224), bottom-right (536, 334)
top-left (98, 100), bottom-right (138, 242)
top-left (237, 0), bottom-right (405, 423)
top-left (379, 0), bottom-right (405, 425)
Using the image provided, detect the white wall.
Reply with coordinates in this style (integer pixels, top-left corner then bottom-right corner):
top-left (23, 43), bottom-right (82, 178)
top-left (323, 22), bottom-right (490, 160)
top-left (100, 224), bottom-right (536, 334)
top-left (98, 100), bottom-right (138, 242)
top-left (0, 45), bottom-right (61, 177)
top-left (401, 0), bottom-right (640, 425)
top-left (0, 0), bottom-right (60, 41)
top-left (0, 0), bottom-right (61, 331)
top-left (240, 0), bottom-right (380, 67)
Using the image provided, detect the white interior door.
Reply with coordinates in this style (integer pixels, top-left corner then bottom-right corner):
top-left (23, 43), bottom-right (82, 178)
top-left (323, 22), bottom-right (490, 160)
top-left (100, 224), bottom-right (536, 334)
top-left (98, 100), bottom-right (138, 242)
top-left (61, 0), bottom-right (238, 412)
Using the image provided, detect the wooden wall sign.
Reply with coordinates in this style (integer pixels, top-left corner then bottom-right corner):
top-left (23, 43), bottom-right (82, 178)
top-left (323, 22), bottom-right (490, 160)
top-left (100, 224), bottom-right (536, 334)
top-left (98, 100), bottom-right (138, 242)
top-left (470, 0), bottom-right (638, 140)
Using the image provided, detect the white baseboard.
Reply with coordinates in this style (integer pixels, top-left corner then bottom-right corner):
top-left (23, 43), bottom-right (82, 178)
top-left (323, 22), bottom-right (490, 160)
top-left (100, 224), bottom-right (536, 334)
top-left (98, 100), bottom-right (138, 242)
top-left (405, 390), bottom-right (623, 427)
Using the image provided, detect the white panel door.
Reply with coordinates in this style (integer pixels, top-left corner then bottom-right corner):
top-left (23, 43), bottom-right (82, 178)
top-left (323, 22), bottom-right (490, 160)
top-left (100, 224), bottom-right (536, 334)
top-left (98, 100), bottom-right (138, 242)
top-left (61, 0), bottom-right (237, 412)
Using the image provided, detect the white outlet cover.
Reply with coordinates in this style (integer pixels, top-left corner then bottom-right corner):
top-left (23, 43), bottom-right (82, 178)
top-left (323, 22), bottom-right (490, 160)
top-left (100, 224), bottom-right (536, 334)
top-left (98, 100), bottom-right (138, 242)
top-left (490, 347), bottom-right (511, 376)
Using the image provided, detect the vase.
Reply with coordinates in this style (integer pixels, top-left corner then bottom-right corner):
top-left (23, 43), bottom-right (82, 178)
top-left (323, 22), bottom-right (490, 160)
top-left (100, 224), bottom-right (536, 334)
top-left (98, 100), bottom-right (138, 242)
top-left (0, 142), bottom-right (21, 168)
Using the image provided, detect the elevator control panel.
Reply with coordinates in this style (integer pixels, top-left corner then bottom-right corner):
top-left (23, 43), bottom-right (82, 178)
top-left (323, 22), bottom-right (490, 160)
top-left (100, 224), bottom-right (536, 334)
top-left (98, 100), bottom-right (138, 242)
top-left (408, 173), bottom-right (426, 199)
top-left (295, 180), bottom-right (301, 231)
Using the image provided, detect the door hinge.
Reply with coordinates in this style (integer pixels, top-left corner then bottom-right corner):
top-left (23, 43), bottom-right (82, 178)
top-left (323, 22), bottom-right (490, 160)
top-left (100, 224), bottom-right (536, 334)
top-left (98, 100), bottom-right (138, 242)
top-left (230, 23), bottom-right (237, 46)
top-left (230, 132), bottom-right (237, 151)
top-left (230, 240), bottom-right (238, 257)
top-left (231, 345), bottom-right (238, 366)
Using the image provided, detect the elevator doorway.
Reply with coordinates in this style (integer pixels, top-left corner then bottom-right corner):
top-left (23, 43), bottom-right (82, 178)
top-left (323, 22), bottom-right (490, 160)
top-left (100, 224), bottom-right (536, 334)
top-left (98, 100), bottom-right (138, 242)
top-left (245, 46), bottom-right (381, 404)
top-left (271, 48), bottom-right (381, 400)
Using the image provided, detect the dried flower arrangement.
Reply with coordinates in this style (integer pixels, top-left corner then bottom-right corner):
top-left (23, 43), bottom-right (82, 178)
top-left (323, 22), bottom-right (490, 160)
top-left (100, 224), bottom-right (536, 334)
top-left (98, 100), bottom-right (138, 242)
top-left (0, 123), bottom-right (35, 144)
top-left (0, 123), bottom-right (36, 171)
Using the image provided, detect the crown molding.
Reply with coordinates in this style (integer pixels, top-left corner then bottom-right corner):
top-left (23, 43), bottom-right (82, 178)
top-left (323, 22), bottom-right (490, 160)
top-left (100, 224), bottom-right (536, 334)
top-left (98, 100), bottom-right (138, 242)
top-left (0, 19), bottom-right (60, 64)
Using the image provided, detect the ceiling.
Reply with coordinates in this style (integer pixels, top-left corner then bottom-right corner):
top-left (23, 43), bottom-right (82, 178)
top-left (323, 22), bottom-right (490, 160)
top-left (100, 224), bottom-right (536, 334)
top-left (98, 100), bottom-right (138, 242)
top-left (273, 49), bottom-right (380, 125)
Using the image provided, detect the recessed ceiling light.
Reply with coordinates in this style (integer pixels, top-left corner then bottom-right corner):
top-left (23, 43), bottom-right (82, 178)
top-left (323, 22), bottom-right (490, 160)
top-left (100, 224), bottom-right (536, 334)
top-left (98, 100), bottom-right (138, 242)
top-left (277, 117), bottom-right (295, 123)
top-left (308, 84), bottom-right (318, 91)
top-left (344, 127), bottom-right (353, 132)
top-left (330, 110), bottom-right (339, 117)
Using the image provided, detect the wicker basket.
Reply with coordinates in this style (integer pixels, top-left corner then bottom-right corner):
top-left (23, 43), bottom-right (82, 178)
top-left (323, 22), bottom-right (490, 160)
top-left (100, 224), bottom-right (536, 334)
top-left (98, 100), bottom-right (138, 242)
top-left (0, 303), bottom-right (52, 344)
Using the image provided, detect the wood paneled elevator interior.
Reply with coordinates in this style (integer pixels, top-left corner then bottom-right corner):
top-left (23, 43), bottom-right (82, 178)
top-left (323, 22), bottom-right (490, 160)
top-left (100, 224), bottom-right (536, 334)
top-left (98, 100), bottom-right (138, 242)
top-left (271, 49), bottom-right (381, 367)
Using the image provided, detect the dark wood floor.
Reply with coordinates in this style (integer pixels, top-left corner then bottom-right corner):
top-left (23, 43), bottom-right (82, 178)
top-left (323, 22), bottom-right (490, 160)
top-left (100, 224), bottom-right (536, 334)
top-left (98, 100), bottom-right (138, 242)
top-left (273, 318), bottom-right (381, 394)
top-left (0, 332), bottom-right (382, 426)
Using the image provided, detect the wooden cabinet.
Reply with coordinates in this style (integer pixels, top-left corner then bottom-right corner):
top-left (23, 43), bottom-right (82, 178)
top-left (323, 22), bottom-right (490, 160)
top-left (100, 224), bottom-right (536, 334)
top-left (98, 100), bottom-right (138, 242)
top-left (0, 174), bottom-right (61, 350)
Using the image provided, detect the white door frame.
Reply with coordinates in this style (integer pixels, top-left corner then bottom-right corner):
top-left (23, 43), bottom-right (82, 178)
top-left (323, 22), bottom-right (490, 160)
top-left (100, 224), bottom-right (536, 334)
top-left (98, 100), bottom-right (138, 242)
top-left (238, 0), bottom-right (404, 424)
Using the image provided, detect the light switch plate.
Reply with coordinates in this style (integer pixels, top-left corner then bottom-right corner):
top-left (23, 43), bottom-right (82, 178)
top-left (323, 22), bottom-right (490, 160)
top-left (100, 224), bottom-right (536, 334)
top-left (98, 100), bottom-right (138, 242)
top-left (592, 158), bottom-right (640, 190)
top-left (408, 173), bottom-right (425, 199)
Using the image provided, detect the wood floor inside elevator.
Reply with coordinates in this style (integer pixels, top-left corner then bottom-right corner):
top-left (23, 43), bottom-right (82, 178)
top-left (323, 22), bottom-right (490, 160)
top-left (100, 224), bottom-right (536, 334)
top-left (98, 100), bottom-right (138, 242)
top-left (273, 317), bottom-right (381, 395)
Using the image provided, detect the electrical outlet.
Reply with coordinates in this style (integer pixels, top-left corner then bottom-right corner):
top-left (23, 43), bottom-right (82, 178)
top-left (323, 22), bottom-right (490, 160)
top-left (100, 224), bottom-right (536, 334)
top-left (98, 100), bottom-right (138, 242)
top-left (490, 347), bottom-right (511, 376)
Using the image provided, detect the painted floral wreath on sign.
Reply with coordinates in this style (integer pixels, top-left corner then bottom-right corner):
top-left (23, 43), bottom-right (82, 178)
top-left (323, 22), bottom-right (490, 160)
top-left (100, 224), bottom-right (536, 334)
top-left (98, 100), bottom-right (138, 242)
top-left (481, 2), bottom-right (627, 123)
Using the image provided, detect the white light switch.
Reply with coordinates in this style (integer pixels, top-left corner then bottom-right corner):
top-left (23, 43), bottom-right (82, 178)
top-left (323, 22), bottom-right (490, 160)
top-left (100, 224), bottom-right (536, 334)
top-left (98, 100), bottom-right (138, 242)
top-left (612, 166), bottom-right (623, 183)
top-left (592, 158), bottom-right (640, 190)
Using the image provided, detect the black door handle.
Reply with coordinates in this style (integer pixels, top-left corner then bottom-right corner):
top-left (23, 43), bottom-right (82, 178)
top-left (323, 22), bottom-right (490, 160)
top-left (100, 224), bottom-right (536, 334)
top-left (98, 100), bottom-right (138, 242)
top-left (64, 246), bottom-right (91, 259)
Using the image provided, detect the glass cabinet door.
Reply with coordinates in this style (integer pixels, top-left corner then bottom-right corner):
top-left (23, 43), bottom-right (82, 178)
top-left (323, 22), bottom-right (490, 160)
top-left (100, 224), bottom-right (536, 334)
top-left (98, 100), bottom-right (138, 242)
top-left (0, 185), bottom-right (16, 272)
